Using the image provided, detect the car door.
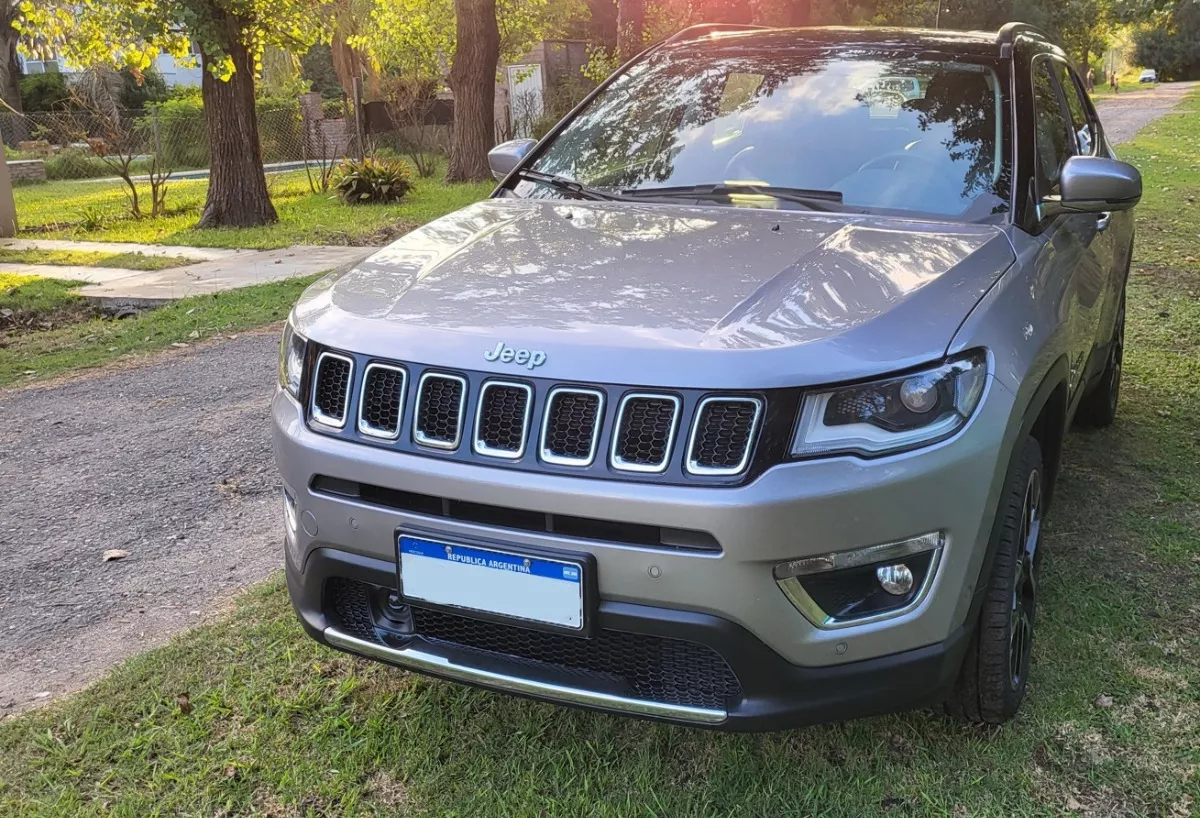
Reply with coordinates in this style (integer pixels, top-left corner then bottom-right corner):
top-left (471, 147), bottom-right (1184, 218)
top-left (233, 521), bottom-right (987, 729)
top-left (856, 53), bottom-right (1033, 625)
top-left (1030, 56), bottom-right (1108, 399)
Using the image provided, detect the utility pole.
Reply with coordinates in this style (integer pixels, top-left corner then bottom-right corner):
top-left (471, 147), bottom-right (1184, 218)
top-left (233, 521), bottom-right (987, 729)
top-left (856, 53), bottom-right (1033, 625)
top-left (934, 2), bottom-right (942, 29)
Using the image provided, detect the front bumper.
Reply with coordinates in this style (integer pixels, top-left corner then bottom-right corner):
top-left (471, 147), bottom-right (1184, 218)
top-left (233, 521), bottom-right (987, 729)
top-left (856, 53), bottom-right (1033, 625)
top-left (273, 376), bottom-right (1017, 728)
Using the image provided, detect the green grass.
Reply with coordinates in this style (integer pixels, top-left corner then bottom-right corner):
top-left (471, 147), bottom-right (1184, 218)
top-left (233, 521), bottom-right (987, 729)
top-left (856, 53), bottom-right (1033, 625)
top-left (0, 248), bottom-right (196, 271)
top-left (2, 105), bottom-right (1199, 817)
top-left (13, 169), bottom-right (493, 250)
top-left (0, 275), bottom-right (319, 386)
top-left (0, 274), bottom-right (94, 337)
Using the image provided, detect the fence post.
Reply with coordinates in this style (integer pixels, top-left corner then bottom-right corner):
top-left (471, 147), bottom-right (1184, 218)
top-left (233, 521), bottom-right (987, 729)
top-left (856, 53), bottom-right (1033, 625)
top-left (352, 76), bottom-right (365, 160)
top-left (152, 107), bottom-right (162, 159)
top-left (0, 140), bottom-right (17, 237)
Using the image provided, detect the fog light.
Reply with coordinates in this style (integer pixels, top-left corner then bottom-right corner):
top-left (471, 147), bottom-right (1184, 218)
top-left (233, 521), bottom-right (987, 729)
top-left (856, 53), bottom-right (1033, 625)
top-left (774, 531), bottom-right (943, 629)
top-left (876, 563), bottom-right (914, 595)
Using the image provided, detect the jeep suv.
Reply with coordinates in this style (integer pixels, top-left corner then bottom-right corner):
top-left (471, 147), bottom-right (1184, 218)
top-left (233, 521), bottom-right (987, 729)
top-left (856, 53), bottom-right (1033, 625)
top-left (273, 23), bottom-right (1140, 730)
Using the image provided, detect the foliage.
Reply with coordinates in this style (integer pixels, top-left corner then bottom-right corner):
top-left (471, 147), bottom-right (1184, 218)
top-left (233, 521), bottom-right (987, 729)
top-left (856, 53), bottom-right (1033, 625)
top-left (44, 148), bottom-right (152, 181)
top-left (301, 43), bottom-right (344, 99)
top-left (1132, 0), bottom-right (1200, 80)
top-left (119, 66), bottom-right (168, 110)
top-left (353, 0), bottom-right (584, 83)
top-left (333, 155), bottom-right (413, 203)
top-left (151, 97), bottom-right (208, 169)
top-left (17, 71), bottom-right (69, 112)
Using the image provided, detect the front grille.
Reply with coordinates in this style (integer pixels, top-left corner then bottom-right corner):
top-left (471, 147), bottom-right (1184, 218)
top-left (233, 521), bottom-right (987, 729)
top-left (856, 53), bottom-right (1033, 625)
top-left (358, 363), bottom-right (406, 439)
top-left (312, 352), bottom-right (354, 427)
top-left (612, 394), bottom-right (680, 473)
top-left (473, 381), bottom-right (532, 458)
top-left (325, 578), bottom-right (742, 710)
top-left (414, 373), bottom-right (466, 449)
top-left (687, 397), bottom-right (762, 475)
top-left (541, 388), bottom-right (603, 466)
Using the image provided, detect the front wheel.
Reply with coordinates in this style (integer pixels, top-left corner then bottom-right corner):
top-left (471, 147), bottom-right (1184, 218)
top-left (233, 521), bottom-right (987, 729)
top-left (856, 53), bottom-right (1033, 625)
top-left (943, 436), bottom-right (1045, 724)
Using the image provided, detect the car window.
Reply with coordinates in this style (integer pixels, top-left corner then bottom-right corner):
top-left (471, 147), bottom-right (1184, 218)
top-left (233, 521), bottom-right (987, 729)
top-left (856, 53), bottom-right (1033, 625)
top-left (1054, 61), bottom-right (1095, 155)
top-left (521, 48), bottom-right (1012, 220)
top-left (1032, 61), bottom-right (1073, 194)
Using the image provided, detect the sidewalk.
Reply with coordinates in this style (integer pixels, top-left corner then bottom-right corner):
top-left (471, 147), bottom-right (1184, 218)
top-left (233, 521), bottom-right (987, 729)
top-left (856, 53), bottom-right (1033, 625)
top-left (0, 238), bottom-right (368, 308)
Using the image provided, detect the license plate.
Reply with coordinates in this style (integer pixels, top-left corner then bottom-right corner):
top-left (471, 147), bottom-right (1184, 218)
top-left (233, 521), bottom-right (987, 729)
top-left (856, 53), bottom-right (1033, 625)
top-left (398, 535), bottom-right (584, 630)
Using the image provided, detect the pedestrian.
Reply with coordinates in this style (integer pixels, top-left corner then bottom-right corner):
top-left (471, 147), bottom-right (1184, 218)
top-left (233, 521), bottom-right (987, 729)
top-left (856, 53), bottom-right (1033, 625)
top-left (1086, 67), bottom-right (1095, 93)
top-left (1110, 71), bottom-right (1119, 93)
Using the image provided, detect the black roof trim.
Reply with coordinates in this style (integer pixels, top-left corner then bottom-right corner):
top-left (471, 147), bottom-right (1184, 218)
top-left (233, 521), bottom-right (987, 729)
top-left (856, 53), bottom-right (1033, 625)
top-left (665, 23), bottom-right (769, 44)
top-left (996, 22), bottom-right (1049, 45)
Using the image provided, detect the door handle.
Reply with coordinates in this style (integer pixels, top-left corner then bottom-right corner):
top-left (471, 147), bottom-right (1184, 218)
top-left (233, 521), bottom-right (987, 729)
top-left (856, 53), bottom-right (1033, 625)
top-left (1097, 212), bottom-right (1112, 232)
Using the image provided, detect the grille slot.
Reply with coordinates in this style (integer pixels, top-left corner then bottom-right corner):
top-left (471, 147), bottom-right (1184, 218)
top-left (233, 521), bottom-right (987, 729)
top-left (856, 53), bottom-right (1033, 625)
top-left (414, 372), bottom-right (467, 449)
top-left (686, 397), bottom-right (762, 475)
top-left (357, 363), bottom-right (407, 440)
top-left (311, 352), bottom-right (354, 428)
top-left (540, 388), bottom-right (604, 466)
top-left (611, 394), bottom-right (680, 473)
top-left (473, 381), bottom-right (533, 459)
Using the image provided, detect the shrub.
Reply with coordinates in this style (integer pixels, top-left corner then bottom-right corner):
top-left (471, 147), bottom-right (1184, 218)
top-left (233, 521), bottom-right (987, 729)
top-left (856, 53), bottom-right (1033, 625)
top-left (19, 73), bottom-right (71, 112)
top-left (44, 148), bottom-right (152, 181)
top-left (321, 98), bottom-right (347, 120)
top-left (333, 156), bottom-right (412, 204)
top-left (151, 97), bottom-right (209, 169)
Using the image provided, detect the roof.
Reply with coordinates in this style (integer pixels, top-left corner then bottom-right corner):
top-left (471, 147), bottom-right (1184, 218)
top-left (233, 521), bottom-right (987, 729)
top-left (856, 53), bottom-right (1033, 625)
top-left (661, 25), bottom-right (1048, 58)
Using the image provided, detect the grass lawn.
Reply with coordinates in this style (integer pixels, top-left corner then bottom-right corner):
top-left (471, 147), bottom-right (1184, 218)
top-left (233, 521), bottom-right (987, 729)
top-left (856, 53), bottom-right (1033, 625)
top-left (0, 274), bottom-right (320, 386)
top-left (0, 248), bottom-right (196, 271)
top-left (13, 169), bottom-right (494, 250)
top-left (1, 103), bottom-right (1198, 817)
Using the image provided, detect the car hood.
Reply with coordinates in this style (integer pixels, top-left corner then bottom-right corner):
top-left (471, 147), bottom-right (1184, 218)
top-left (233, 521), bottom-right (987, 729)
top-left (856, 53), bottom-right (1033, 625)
top-left (293, 199), bottom-right (1014, 388)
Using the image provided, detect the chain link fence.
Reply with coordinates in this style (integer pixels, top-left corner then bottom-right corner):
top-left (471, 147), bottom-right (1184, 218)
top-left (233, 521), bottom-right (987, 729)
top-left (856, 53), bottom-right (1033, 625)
top-left (1, 101), bottom-right (347, 182)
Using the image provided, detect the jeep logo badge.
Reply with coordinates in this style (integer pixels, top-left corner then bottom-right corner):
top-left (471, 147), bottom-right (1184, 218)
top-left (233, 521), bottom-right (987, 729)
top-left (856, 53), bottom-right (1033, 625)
top-left (484, 341), bottom-right (546, 370)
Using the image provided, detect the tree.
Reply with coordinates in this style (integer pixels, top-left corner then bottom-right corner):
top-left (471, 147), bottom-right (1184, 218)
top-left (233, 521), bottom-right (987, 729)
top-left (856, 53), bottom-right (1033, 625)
top-left (0, 1), bottom-right (21, 115)
top-left (354, 0), bottom-right (582, 181)
top-left (25, 0), bottom-right (332, 228)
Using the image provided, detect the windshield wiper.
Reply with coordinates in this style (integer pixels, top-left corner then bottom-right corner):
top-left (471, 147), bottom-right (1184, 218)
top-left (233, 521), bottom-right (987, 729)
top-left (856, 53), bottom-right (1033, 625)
top-left (517, 169), bottom-right (627, 202)
top-left (621, 183), bottom-right (845, 211)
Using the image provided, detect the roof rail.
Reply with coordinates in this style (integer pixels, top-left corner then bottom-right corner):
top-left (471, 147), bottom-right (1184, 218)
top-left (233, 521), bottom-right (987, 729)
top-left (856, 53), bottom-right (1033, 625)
top-left (664, 23), bottom-right (767, 44)
top-left (996, 22), bottom-right (1048, 45)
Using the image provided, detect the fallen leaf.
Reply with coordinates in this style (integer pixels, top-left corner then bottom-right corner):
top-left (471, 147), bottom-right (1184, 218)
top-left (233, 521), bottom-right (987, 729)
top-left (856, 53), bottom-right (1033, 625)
top-left (1094, 694), bottom-right (1113, 708)
top-left (170, 342), bottom-right (189, 348)
top-left (1066, 797), bottom-right (1082, 811)
top-left (101, 549), bottom-right (130, 562)
top-left (185, 308), bottom-right (195, 315)
top-left (188, 330), bottom-right (200, 339)
top-left (176, 692), bottom-right (193, 715)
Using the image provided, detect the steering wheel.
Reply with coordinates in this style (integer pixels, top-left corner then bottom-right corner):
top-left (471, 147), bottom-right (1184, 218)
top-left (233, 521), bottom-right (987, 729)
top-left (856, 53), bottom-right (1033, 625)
top-left (857, 151), bottom-right (939, 174)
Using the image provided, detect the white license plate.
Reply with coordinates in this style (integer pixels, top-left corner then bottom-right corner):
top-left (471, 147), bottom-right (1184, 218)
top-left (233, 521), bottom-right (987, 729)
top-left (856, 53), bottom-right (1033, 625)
top-left (398, 535), bottom-right (584, 630)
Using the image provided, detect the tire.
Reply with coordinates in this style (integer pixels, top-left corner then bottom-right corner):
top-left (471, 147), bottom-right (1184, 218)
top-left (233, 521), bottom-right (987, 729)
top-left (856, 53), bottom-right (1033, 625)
top-left (1075, 295), bottom-right (1125, 428)
top-left (943, 436), bottom-right (1045, 724)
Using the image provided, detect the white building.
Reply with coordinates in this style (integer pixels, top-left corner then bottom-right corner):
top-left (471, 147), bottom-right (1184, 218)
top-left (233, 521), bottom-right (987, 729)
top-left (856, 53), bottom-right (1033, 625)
top-left (17, 50), bottom-right (203, 88)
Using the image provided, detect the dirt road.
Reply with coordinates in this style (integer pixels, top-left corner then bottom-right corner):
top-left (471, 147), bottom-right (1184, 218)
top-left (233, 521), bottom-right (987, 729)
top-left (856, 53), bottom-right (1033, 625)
top-left (1094, 81), bottom-right (1198, 145)
top-left (0, 334), bottom-right (284, 714)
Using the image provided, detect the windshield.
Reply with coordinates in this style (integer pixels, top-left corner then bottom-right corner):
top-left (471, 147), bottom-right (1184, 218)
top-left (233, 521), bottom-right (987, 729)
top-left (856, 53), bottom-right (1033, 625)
top-left (519, 46), bottom-right (1012, 220)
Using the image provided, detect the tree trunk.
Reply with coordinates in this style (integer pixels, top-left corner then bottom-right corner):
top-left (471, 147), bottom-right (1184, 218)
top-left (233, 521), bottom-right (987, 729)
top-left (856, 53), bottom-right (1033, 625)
top-left (0, 4), bottom-right (28, 145)
top-left (617, 0), bottom-right (646, 61)
top-left (447, 0), bottom-right (500, 183)
top-left (197, 26), bottom-right (277, 228)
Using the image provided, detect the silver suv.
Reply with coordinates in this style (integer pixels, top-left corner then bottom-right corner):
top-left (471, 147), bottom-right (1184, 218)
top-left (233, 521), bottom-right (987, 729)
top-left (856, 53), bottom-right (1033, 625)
top-left (273, 23), bottom-right (1140, 729)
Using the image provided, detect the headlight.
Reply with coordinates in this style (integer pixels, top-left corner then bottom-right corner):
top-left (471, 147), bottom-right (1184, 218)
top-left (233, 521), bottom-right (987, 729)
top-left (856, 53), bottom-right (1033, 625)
top-left (791, 351), bottom-right (987, 458)
top-left (279, 319), bottom-right (307, 399)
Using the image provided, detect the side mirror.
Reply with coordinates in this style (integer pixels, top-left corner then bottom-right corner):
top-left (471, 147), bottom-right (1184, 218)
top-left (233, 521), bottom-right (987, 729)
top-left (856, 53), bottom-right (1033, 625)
top-left (1042, 155), bottom-right (1142, 217)
top-left (487, 139), bottom-right (536, 182)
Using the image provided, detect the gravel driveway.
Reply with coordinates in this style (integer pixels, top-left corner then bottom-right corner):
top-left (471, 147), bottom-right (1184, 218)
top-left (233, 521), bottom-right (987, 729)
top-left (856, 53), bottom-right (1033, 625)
top-left (1094, 81), bottom-right (1199, 145)
top-left (0, 333), bottom-right (284, 714)
top-left (1, 82), bottom-right (1195, 718)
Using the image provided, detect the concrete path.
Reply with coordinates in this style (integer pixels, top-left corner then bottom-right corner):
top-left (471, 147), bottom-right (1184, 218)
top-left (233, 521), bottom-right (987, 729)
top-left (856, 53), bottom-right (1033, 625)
top-left (74, 246), bottom-right (367, 307)
top-left (0, 238), bottom-right (253, 261)
top-left (1093, 81), bottom-right (1199, 145)
top-left (0, 238), bottom-right (369, 307)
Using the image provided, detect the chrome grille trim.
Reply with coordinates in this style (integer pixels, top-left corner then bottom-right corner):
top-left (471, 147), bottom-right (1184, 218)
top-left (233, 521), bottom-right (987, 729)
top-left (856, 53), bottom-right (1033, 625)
top-left (310, 351), bottom-right (354, 429)
top-left (540, 387), bottom-right (605, 467)
top-left (413, 372), bottom-right (468, 450)
top-left (610, 393), bottom-right (681, 474)
top-left (472, 380), bottom-right (534, 460)
top-left (684, 396), bottom-right (763, 476)
top-left (356, 362), bottom-right (407, 440)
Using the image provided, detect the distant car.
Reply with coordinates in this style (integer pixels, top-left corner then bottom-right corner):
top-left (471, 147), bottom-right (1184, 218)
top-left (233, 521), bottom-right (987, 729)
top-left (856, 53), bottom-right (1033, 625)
top-left (1139, 69), bottom-right (1158, 83)
top-left (275, 21), bottom-right (1142, 730)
